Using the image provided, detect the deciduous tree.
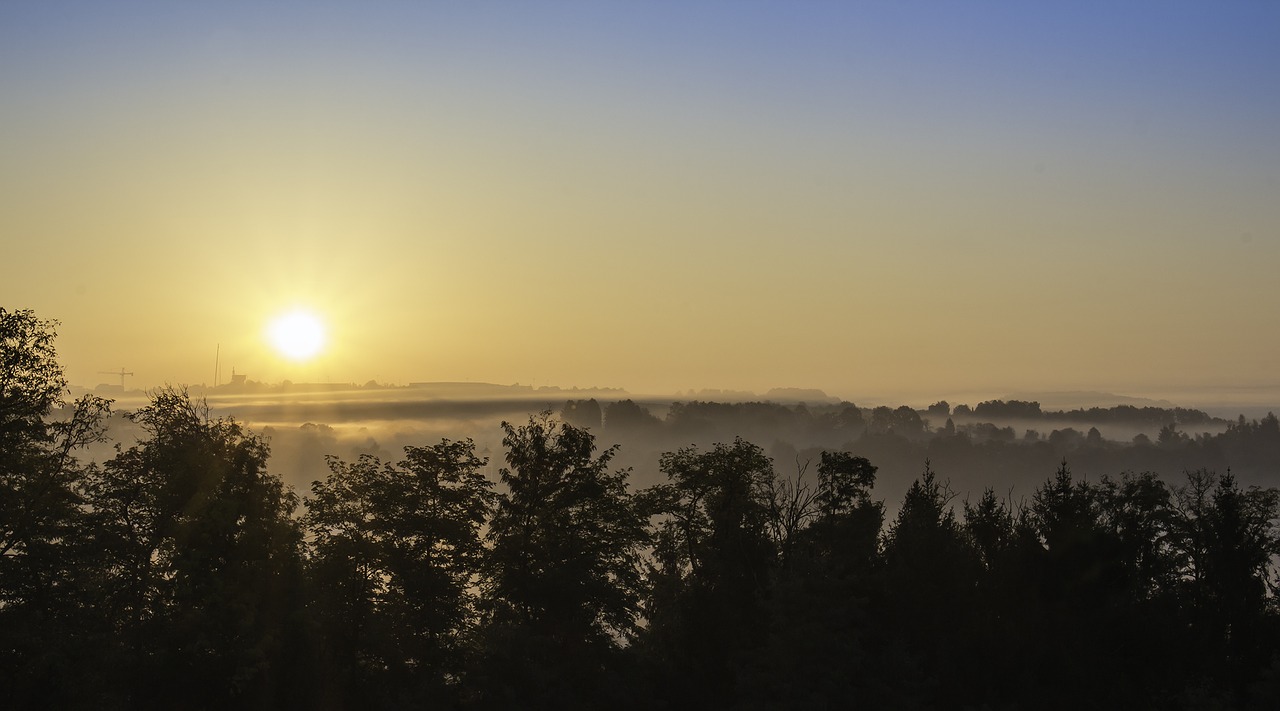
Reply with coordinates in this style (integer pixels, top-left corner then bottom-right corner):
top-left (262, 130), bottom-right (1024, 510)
top-left (304, 439), bottom-right (495, 707)
top-left (0, 309), bottom-right (112, 709)
top-left (475, 412), bottom-right (649, 708)
top-left (84, 388), bottom-right (305, 709)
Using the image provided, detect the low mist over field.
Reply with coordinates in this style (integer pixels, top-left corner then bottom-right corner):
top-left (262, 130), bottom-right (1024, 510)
top-left (68, 380), bottom-right (1279, 512)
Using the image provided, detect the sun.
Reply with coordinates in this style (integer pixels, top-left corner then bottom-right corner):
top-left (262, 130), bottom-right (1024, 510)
top-left (267, 309), bottom-right (327, 361)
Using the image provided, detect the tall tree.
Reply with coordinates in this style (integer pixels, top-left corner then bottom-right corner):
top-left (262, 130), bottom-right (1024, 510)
top-left (0, 308), bottom-right (112, 710)
top-left (739, 451), bottom-right (896, 710)
top-left (304, 439), bottom-right (495, 708)
top-left (642, 438), bottom-right (779, 707)
top-left (474, 412), bottom-right (649, 709)
top-left (1171, 470), bottom-right (1280, 693)
top-left (82, 388), bottom-right (306, 709)
top-left (796, 450), bottom-right (883, 573)
top-left (880, 462), bottom-right (979, 706)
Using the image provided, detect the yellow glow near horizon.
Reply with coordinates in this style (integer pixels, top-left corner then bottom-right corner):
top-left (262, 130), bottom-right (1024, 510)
top-left (266, 310), bottom-right (327, 362)
top-left (6, 5), bottom-right (1280, 401)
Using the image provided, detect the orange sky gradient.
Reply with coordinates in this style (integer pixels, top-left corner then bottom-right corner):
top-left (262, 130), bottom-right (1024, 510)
top-left (3, 2), bottom-right (1278, 407)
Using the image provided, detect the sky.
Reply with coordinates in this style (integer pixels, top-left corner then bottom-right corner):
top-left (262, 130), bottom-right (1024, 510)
top-left (3, 1), bottom-right (1279, 405)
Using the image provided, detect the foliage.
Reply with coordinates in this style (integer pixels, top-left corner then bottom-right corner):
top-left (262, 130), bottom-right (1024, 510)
top-left (640, 438), bottom-right (780, 706)
top-left (81, 387), bottom-right (306, 709)
top-left (0, 308), bottom-right (67, 444)
top-left (0, 309), bottom-right (112, 709)
top-left (304, 439), bottom-right (495, 707)
top-left (473, 412), bottom-right (650, 708)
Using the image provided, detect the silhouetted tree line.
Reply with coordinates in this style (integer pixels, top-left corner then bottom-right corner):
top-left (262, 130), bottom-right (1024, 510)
top-left (5, 308), bottom-right (1280, 710)
top-left (962, 398), bottom-right (1221, 429)
top-left (566, 397), bottom-right (1278, 489)
top-left (581, 397), bottom-right (1228, 445)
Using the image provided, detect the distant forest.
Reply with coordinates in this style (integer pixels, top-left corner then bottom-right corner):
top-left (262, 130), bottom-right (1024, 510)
top-left (556, 395), bottom-right (1279, 494)
top-left (5, 307), bottom-right (1280, 710)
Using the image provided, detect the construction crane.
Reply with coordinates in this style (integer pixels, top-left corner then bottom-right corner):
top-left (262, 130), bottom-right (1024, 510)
top-left (99, 368), bottom-right (134, 388)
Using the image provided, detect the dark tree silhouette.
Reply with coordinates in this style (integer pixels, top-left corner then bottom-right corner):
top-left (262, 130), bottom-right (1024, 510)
top-left (82, 388), bottom-right (306, 709)
top-left (560, 398), bottom-right (602, 430)
top-left (738, 450), bottom-right (894, 710)
top-left (304, 439), bottom-right (495, 708)
top-left (880, 462), bottom-right (980, 706)
top-left (1172, 470), bottom-right (1280, 696)
top-left (602, 398), bottom-right (661, 432)
top-left (0, 309), bottom-right (112, 710)
top-left (642, 438), bottom-right (779, 707)
top-left (473, 412), bottom-right (649, 709)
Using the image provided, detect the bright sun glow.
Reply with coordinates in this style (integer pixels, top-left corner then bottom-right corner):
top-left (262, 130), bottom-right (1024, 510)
top-left (267, 310), bottom-right (327, 361)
